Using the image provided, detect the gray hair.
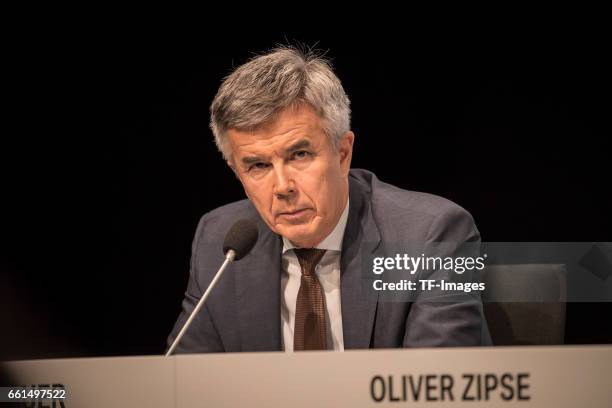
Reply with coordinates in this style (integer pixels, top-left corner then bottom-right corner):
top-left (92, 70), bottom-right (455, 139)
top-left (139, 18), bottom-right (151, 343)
top-left (210, 46), bottom-right (351, 161)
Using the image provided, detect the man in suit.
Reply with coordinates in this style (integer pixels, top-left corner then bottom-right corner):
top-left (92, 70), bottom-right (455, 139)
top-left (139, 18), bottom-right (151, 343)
top-left (167, 47), bottom-right (490, 353)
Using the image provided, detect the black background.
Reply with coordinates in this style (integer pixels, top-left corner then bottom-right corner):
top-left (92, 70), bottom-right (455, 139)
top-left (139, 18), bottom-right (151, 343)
top-left (2, 24), bottom-right (611, 360)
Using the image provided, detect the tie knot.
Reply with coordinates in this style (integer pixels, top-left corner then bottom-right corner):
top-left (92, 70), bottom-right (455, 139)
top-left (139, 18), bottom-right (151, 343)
top-left (293, 248), bottom-right (326, 275)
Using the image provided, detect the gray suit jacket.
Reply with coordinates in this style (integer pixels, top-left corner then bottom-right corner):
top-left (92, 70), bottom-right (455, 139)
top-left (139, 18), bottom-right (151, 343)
top-left (167, 169), bottom-right (490, 353)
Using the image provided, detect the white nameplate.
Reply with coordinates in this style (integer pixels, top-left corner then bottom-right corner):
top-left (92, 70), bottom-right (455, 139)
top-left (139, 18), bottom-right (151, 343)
top-left (4, 346), bottom-right (611, 407)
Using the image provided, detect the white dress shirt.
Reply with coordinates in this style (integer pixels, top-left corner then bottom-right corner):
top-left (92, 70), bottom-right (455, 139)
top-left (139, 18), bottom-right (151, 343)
top-left (280, 199), bottom-right (349, 351)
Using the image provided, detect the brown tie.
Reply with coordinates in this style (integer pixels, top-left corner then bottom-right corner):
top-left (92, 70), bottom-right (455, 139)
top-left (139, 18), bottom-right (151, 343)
top-left (293, 248), bottom-right (327, 351)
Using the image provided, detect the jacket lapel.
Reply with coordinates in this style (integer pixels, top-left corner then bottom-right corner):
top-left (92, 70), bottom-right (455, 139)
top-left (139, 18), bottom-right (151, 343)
top-left (235, 219), bottom-right (282, 351)
top-left (341, 174), bottom-right (382, 349)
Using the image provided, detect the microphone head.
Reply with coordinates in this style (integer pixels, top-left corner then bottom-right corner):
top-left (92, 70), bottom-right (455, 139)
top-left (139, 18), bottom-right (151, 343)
top-left (222, 219), bottom-right (259, 260)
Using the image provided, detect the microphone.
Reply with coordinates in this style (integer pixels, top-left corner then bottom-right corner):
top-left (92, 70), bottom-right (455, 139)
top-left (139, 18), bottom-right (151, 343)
top-left (166, 219), bottom-right (258, 356)
top-left (223, 219), bottom-right (259, 260)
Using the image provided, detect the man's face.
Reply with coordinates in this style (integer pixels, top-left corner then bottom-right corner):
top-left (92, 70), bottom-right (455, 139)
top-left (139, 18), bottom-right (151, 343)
top-left (226, 104), bottom-right (354, 248)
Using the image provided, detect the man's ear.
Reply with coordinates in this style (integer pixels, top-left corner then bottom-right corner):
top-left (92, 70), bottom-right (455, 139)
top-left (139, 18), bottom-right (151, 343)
top-left (227, 159), bottom-right (252, 200)
top-left (227, 160), bottom-right (240, 179)
top-left (338, 131), bottom-right (354, 175)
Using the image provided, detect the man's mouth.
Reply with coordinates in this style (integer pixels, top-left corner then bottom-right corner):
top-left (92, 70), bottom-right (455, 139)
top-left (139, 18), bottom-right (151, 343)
top-left (276, 208), bottom-right (312, 222)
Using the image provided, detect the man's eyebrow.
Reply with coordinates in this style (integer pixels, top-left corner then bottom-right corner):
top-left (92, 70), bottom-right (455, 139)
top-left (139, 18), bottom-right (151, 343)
top-left (284, 139), bottom-right (312, 153)
top-left (241, 155), bottom-right (267, 166)
top-left (239, 139), bottom-right (312, 166)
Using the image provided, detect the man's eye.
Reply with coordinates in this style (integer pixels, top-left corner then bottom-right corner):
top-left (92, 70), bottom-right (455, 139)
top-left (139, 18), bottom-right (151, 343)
top-left (249, 162), bottom-right (270, 172)
top-left (292, 150), bottom-right (310, 160)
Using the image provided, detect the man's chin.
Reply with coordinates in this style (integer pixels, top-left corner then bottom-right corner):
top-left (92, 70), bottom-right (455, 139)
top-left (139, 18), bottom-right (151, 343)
top-left (277, 226), bottom-right (318, 248)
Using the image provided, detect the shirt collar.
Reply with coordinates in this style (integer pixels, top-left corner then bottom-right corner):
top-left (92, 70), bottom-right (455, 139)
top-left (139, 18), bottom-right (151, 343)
top-left (282, 198), bottom-right (350, 254)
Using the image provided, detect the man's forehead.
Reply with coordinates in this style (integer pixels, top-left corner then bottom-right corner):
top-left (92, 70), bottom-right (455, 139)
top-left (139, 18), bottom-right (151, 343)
top-left (232, 124), bottom-right (309, 147)
top-left (228, 126), bottom-right (322, 157)
top-left (234, 104), bottom-right (319, 137)
top-left (225, 104), bottom-right (327, 164)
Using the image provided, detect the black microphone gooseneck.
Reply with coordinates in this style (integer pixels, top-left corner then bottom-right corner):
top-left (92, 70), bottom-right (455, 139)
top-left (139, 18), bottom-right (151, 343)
top-left (166, 219), bottom-right (258, 356)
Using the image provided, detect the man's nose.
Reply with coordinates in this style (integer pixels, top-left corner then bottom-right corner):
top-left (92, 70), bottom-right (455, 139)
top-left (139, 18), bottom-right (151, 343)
top-left (271, 165), bottom-right (296, 199)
